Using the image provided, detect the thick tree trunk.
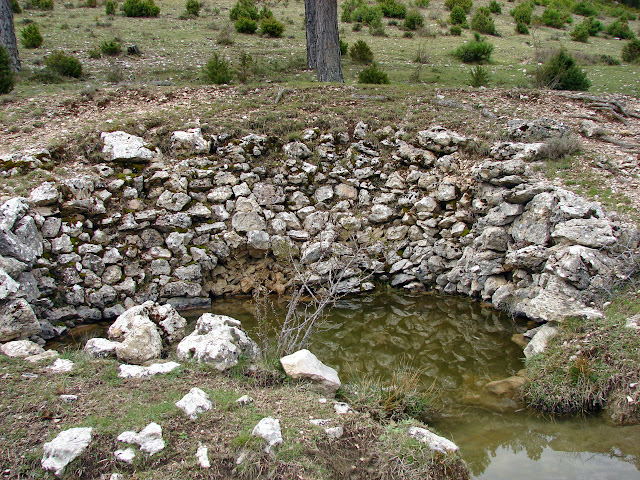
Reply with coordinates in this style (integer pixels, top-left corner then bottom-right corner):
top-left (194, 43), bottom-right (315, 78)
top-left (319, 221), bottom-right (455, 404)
top-left (0, 0), bottom-right (20, 72)
top-left (304, 0), bottom-right (317, 70)
top-left (314, 0), bottom-right (343, 82)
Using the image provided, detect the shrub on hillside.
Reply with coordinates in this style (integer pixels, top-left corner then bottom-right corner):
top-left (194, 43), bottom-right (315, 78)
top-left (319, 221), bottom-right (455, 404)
top-left (260, 17), bottom-right (284, 37)
top-left (541, 7), bottom-right (570, 28)
top-left (489, 0), bottom-right (501, 13)
top-left (351, 4), bottom-right (383, 25)
top-left (100, 38), bottom-right (122, 55)
top-left (341, 0), bottom-right (366, 22)
top-left (469, 64), bottom-right (489, 86)
top-left (605, 20), bottom-right (635, 39)
top-left (0, 46), bottom-right (14, 95)
top-left (20, 24), bottom-right (43, 49)
top-left (415, 0), bottom-right (429, 7)
top-left (535, 50), bottom-right (590, 90)
top-left (235, 17), bottom-right (258, 33)
top-left (350, 39), bottom-right (374, 64)
top-left (453, 33), bottom-right (493, 62)
top-left (471, 10), bottom-right (497, 35)
top-left (340, 39), bottom-right (349, 55)
top-left (204, 53), bottom-right (233, 84)
top-left (121, 0), bottom-right (159, 17)
top-left (450, 6), bottom-right (467, 25)
top-left (572, 1), bottom-right (598, 16)
top-left (404, 10), bottom-right (424, 29)
top-left (185, 0), bottom-right (201, 16)
top-left (586, 17), bottom-right (603, 35)
top-left (229, 0), bottom-right (259, 21)
top-left (622, 39), bottom-right (640, 62)
top-left (510, 2), bottom-right (532, 25)
top-left (515, 22), bottom-right (529, 34)
top-left (445, 0), bottom-right (472, 13)
top-left (105, 0), bottom-right (117, 14)
top-left (38, 0), bottom-right (53, 10)
top-left (450, 24), bottom-right (463, 35)
top-left (44, 51), bottom-right (83, 77)
top-left (570, 21), bottom-right (590, 41)
top-left (11, 0), bottom-right (22, 13)
top-left (358, 63), bottom-right (389, 83)
top-left (378, 0), bottom-right (407, 18)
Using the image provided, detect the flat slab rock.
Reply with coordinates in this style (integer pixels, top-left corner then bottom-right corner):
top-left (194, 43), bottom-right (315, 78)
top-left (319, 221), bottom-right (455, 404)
top-left (407, 427), bottom-right (459, 453)
top-left (280, 349), bottom-right (341, 395)
top-left (41, 427), bottom-right (93, 475)
top-left (118, 362), bottom-right (180, 378)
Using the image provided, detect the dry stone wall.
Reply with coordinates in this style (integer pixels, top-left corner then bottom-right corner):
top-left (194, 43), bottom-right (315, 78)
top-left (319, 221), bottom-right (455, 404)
top-left (0, 121), bottom-right (638, 342)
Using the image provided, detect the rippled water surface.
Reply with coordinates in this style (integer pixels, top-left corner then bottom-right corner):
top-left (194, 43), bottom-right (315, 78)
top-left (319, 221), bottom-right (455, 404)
top-left (59, 292), bottom-right (640, 479)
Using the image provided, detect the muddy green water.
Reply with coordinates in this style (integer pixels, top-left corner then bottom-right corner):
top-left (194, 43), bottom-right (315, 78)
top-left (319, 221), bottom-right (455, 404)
top-left (59, 292), bottom-right (640, 479)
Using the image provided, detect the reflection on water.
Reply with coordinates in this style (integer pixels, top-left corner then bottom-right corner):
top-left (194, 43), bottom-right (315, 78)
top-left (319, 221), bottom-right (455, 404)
top-left (54, 291), bottom-right (640, 479)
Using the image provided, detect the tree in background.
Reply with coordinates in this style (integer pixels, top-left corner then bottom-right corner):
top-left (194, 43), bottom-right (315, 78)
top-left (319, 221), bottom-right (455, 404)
top-left (0, 0), bottom-right (20, 71)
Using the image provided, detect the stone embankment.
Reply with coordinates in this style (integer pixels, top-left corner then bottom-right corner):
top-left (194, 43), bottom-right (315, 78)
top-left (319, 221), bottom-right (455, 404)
top-left (0, 119), bottom-right (637, 344)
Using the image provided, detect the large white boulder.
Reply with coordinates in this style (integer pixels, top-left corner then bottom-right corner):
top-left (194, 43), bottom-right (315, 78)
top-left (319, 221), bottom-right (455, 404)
top-left (41, 427), bottom-right (93, 475)
top-left (279, 349), bottom-right (341, 395)
top-left (114, 315), bottom-right (162, 365)
top-left (175, 387), bottom-right (213, 420)
top-left (108, 301), bottom-right (186, 344)
top-left (252, 417), bottom-right (283, 453)
top-left (84, 337), bottom-right (120, 358)
top-left (1, 339), bottom-right (44, 357)
top-left (176, 314), bottom-right (259, 371)
top-left (407, 427), bottom-right (459, 453)
top-left (101, 131), bottom-right (156, 163)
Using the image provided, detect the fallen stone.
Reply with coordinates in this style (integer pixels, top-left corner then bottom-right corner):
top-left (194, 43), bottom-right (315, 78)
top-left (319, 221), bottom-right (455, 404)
top-left (252, 417), bottom-right (283, 453)
top-left (236, 395), bottom-right (254, 406)
top-left (523, 323), bottom-right (558, 358)
top-left (41, 427), bottom-right (93, 475)
top-left (118, 362), bottom-right (180, 378)
top-left (196, 445), bottom-right (210, 468)
top-left (334, 402), bottom-right (353, 415)
top-left (113, 316), bottom-right (163, 365)
top-left (25, 350), bottom-right (59, 363)
top-left (1, 339), bottom-right (44, 357)
top-left (407, 426), bottom-right (459, 453)
top-left (176, 387), bottom-right (213, 420)
top-left (325, 426), bottom-right (344, 439)
top-left (84, 338), bottom-right (120, 358)
top-left (280, 349), bottom-right (341, 395)
top-left (484, 376), bottom-right (527, 398)
top-left (60, 395), bottom-right (78, 403)
top-left (114, 448), bottom-right (136, 464)
top-left (117, 422), bottom-right (165, 455)
top-left (0, 298), bottom-right (41, 342)
top-left (48, 359), bottom-right (75, 373)
top-left (101, 131), bottom-right (156, 163)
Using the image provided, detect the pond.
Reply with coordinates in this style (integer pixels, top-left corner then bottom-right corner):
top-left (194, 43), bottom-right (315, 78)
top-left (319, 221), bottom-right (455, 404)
top-left (56, 291), bottom-right (640, 479)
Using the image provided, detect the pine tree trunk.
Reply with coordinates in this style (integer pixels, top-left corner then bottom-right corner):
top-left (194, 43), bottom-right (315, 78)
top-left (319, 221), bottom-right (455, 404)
top-left (304, 0), bottom-right (317, 70)
top-left (314, 0), bottom-right (343, 82)
top-left (0, 0), bottom-right (20, 72)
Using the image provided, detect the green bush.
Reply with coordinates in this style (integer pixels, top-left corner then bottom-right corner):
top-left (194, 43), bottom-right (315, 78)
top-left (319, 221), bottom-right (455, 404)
top-left (85, 0), bottom-right (97, 7)
top-left (20, 24), bottom-right (43, 49)
top-left (100, 38), bottom-right (122, 55)
top-left (471, 10), bottom-right (497, 34)
top-left (572, 1), bottom-right (598, 16)
top-left (235, 17), bottom-right (258, 33)
top-left (44, 51), bottom-right (83, 77)
top-left (204, 53), bottom-right (233, 84)
top-left (351, 4), bottom-right (383, 25)
top-left (622, 38), bottom-right (640, 62)
top-left (378, 0), bottom-right (406, 18)
top-left (571, 21), bottom-right (590, 41)
top-left (469, 64), bottom-right (489, 86)
top-left (121, 0), bottom-right (159, 17)
top-left (450, 5), bottom-right (467, 24)
top-left (358, 63), bottom-right (389, 83)
top-left (236, 51), bottom-right (253, 83)
top-left (445, 0), bottom-right (472, 13)
top-left (0, 46), bottom-right (14, 95)
top-left (536, 50), bottom-right (590, 90)
top-left (39, 0), bottom-right (53, 10)
top-left (450, 24), bottom-right (463, 34)
top-left (541, 7), bottom-right (570, 28)
top-left (339, 39), bottom-right (349, 56)
top-left (605, 20), bottom-right (635, 39)
top-left (105, 0), bottom-right (116, 13)
top-left (453, 33), bottom-right (493, 62)
top-left (415, 0), bottom-right (430, 7)
top-left (11, 0), bottom-right (22, 13)
top-left (585, 16), bottom-right (603, 35)
top-left (259, 6), bottom-right (273, 18)
top-left (511, 2), bottom-right (532, 24)
top-left (185, 0), bottom-right (201, 16)
top-left (350, 39), bottom-right (374, 64)
top-left (489, 0), bottom-right (501, 13)
top-left (260, 17), bottom-right (284, 37)
top-left (403, 10), bottom-right (423, 29)
top-left (515, 21), bottom-right (529, 33)
top-left (341, 0), bottom-right (365, 22)
top-left (229, 0), bottom-right (258, 20)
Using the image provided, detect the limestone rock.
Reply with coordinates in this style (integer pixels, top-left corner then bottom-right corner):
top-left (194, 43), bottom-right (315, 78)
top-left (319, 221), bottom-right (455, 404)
top-left (117, 422), bottom-right (165, 455)
top-left (407, 427), bottom-right (459, 453)
top-left (41, 427), bottom-right (93, 476)
top-left (523, 323), bottom-right (558, 358)
top-left (114, 316), bottom-right (163, 365)
top-left (0, 268), bottom-right (19, 300)
top-left (48, 359), bottom-right (75, 373)
top-left (114, 448), bottom-right (136, 464)
top-left (101, 131), bottom-right (156, 163)
top-left (551, 218), bottom-right (616, 248)
top-left (280, 349), bottom-right (341, 395)
top-left (416, 126), bottom-right (466, 154)
top-left (170, 128), bottom-right (210, 154)
top-left (252, 417), bottom-right (283, 453)
top-left (108, 301), bottom-right (186, 344)
top-left (118, 362), bottom-right (180, 378)
top-left (28, 182), bottom-right (60, 207)
top-left (176, 387), bottom-right (213, 420)
top-left (176, 314), bottom-right (260, 370)
top-left (196, 445), bottom-right (210, 468)
top-left (1, 339), bottom-right (44, 357)
top-left (485, 376), bottom-right (527, 398)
